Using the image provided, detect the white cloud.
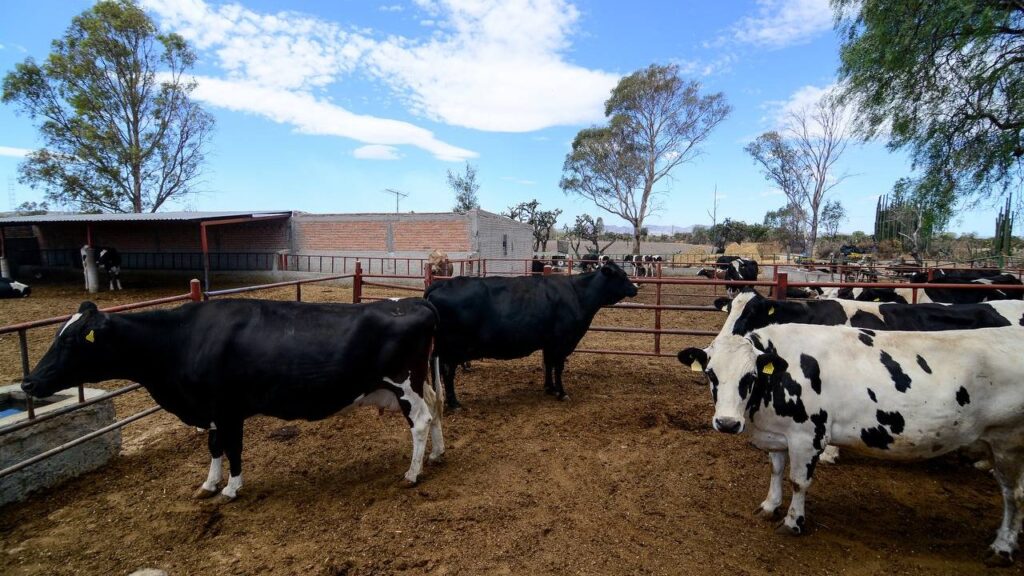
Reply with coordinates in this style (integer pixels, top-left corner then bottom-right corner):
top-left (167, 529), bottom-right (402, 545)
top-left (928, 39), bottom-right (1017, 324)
top-left (0, 146), bottom-right (31, 158)
top-left (733, 0), bottom-right (833, 49)
top-left (759, 189), bottom-right (785, 197)
top-left (143, 0), bottom-right (616, 155)
top-left (354, 144), bottom-right (402, 160)
top-left (186, 76), bottom-right (476, 161)
top-left (379, 4), bottom-right (404, 12)
top-left (501, 176), bottom-right (535, 185)
top-left (368, 0), bottom-right (620, 132)
top-left (761, 83), bottom-right (859, 138)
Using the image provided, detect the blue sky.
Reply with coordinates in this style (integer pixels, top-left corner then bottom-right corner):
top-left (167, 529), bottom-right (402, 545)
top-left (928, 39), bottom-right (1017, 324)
top-left (0, 0), bottom-right (1005, 235)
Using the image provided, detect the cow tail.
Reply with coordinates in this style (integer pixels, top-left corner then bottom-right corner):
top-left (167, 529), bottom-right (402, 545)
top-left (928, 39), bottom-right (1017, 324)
top-left (421, 299), bottom-right (445, 421)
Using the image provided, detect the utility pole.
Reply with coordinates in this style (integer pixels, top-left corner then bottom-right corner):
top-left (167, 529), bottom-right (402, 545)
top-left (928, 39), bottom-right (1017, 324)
top-left (382, 188), bottom-right (409, 213)
top-left (7, 176), bottom-right (15, 211)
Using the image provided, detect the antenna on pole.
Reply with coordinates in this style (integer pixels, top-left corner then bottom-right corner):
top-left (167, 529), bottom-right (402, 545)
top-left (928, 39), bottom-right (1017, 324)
top-left (382, 188), bottom-right (408, 213)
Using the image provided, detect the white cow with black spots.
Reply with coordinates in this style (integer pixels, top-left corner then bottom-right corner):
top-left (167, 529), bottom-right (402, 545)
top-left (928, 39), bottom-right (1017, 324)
top-left (678, 324), bottom-right (1024, 566)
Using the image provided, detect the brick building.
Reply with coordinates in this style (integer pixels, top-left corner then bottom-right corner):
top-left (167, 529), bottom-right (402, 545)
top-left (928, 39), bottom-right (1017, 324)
top-left (0, 208), bottom-right (534, 278)
top-left (290, 210), bottom-right (533, 273)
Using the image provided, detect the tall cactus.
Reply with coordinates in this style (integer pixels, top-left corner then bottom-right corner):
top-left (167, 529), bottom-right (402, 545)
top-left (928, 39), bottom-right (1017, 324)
top-left (994, 194), bottom-right (1013, 266)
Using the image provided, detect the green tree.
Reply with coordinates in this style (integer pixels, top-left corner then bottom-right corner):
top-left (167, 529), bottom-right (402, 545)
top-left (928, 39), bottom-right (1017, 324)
top-left (746, 92), bottom-right (850, 258)
top-left (2, 0), bottom-right (213, 213)
top-left (820, 199), bottom-right (847, 239)
top-left (834, 0), bottom-right (1024, 206)
top-left (764, 204), bottom-right (807, 253)
top-left (561, 64), bottom-right (731, 254)
top-left (563, 214), bottom-right (614, 256)
top-left (503, 199), bottom-right (562, 252)
top-left (448, 162), bottom-right (480, 214)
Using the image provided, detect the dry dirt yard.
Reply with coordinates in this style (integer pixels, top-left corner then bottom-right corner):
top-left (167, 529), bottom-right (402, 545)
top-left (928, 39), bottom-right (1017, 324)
top-left (0, 276), bottom-right (1018, 575)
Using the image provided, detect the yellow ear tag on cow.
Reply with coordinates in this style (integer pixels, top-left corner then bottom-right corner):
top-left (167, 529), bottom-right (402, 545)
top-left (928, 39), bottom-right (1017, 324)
top-left (690, 361), bottom-right (702, 372)
top-left (762, 362), bottom-right (775, 375)
top-left (873, 298), bottom-right (880, 302)
top-left (768, 306), bottom-right (775, 316)
top-left (85, 330), bottom-right (95, 343)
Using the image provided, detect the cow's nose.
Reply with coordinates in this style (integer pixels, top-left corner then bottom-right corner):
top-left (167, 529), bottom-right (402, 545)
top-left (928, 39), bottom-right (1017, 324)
top-left (714, 417), bottom-right (742, 434)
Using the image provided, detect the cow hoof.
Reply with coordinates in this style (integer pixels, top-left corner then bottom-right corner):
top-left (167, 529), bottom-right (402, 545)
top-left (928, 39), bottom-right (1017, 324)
top-left (193, 487), bottom-right (218, 500)
top-left (974, 459), bottom-right (993, 472)
top-left (558, 394), bottom-right (570, 402)
top-left (984, 549), bottom-right (1014, 567)
top-left (212, 493), bottom-right (236, 505)
top-left (753, 506), bottom-right (783, 522)
top-left (401, 477), bottom-right (419, 488)
top-left (428, 453), bottom-right (445, 465)
top-left (446, 400), bottom-right (462, 411)
top-left (774, 522), bottom-right (802, 536)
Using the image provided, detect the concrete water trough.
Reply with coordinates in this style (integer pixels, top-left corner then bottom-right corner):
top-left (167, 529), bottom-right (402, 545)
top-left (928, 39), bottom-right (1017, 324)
top-left (0, 384), bottom-right (120, 507)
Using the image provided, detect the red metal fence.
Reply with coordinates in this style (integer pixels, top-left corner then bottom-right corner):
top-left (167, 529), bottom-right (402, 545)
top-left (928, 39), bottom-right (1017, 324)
top-left (5, 259), bottom-right (1024, 479)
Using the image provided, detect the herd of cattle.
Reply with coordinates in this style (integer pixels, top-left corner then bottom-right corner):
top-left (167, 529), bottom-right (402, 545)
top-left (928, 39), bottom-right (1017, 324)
top-left (13, 256), bottom-right (1024, 566)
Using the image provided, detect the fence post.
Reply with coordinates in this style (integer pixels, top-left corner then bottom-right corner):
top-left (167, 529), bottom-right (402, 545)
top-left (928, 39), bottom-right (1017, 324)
top-left (482, 259), bottom-right (487, 277)
top-left (654, 266), bottom-right (662, 356)
top-left (189, 278), bottom-right (202, 302)
top-left (19, 329), bottom-right (34, 419)
top-left (353, 261), bottom-right (363, 303)
top-left (296, 283), bottom-right (302, 302)
top-left (777, 272), bottom-right (788, 301)
top-left (424, 263), bottom-right (433, 290)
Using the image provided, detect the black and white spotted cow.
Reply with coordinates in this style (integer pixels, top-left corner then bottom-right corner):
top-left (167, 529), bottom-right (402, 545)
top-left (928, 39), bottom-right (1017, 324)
top-left (579, 254), bottom-right (602, 273)
top-left (698, 256), bottom-right (759, 295)
top-left (80, 245), bottom-right (123, 291)
top-left (21, 298), bottom-right (444, 500)
top-left (704, 291), bottom-right (1024, 463)
top-left (0, 277), bottom-right (30, 298)
top-left (826, 273), bottom-right (1023, 304)
top-left (678, 324), bottom-right (1024, 565)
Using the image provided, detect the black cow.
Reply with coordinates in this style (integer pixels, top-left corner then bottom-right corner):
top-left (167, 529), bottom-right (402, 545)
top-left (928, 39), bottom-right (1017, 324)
top-left (531, 256), bottom-right (545, 276)
top-left (21, 298), bottom-right (444, 500)
top-left (81, 245), bottom-right (123, 291)
top-left (0, 277), bottom-right (30, 298)
top-left (907, 269), bottom-right (1004, 283)
top-left (425, 261), bottom-right (638, 407)
top-left (579, 254), bottom-right (602, 272)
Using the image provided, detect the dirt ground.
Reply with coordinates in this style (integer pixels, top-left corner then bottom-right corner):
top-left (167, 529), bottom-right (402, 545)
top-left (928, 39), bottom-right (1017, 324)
top-left (0, 275), bottom-right (1019, 575)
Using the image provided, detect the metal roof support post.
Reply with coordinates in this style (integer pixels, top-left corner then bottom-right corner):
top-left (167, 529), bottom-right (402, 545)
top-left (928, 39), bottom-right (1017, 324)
top-left (200, 222), bottom-right (211, 293)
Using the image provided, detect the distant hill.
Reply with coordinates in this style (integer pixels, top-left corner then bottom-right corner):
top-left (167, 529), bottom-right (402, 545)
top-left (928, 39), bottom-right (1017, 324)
top-left (603, 224), bottom-right (696, 235)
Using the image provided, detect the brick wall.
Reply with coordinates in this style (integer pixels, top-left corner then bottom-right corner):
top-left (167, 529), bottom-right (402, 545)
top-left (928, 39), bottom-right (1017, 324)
top-left (291, 213), bottom-right (471, 254)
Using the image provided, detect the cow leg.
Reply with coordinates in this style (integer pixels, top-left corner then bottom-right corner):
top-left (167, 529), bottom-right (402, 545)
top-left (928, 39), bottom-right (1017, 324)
top-left (218, 420), bottom-right (244, 500)
top-left (193, 428), bottom-right (223, 499)
top-left (543, 360), bottom-right (555, 395)
top-left (776, 443), bottom-right (822, 536)
top-left (389, 377), bottom-right (432, 485)
top-left (441, 360), bottom-right (460, 409)
top-left (986, 446), bottom-right (1024, 566)
top-left (754, 451), bottom-right (786, 521)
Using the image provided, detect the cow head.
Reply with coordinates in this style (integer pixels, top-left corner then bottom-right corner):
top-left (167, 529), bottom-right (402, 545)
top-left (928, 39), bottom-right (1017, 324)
top-left (593, 261), bottom-right (638, 303)
top-left (679, 335), bottom-right (787, 435)
top-left (21, 302), bottom-right (112, 398)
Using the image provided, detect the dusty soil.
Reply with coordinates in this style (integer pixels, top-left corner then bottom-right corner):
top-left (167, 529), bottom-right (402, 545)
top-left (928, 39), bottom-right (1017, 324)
top-left (0, 277), bottom-right (1017, 575)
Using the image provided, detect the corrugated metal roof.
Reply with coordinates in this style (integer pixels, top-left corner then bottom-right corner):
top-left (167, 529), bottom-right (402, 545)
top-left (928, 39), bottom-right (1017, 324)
top-left (0, 211), bottom-right (291, 225)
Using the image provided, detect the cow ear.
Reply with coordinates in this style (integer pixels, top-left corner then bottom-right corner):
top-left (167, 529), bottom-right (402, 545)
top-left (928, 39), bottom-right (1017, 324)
top-left (601, 263), bottom-right (615, 276)
top-left (712, 297), bottom-right (731, 312)
top-left (677, 347), bottom-right (708, 373)
top-left (78, 301), bottom-right (98, 314)
top-left (755, 353), bottom-right (788, 381)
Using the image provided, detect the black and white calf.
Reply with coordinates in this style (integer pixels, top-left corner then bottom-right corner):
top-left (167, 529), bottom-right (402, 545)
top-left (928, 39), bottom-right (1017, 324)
top-left (80, 245), bottom-right (123, 291)
top-left (425, 261), bottom-right (637, 407)
top-left (21, 298), bottom-right (444, 500)
top-left (0, 277), bottom-right (30, 298)
top-left (698, 256), bottom-right (758, 295)
top-left (678, 324), bottom-right (1024, 565)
